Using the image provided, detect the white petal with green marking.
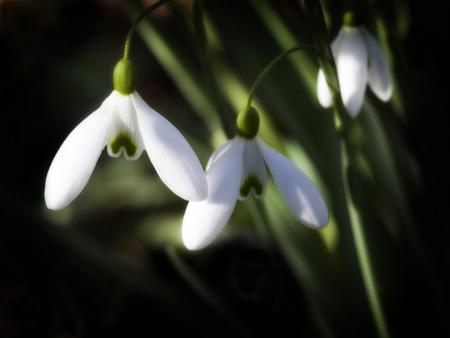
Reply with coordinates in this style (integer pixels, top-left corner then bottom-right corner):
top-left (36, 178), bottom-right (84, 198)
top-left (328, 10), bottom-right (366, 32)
top-left (106, 91), bottom-right (144, 160)
top-left (238, 138), bottom-right (267, 200)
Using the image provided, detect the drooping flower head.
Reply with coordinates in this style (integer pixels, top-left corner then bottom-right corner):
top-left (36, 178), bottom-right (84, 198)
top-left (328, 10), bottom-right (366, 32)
top-left (45, 58), bottom-right (207, 210)
top-left (182, 106), bottom-right (329, 250)
top-left (317, 11), bottom-right (393, 117)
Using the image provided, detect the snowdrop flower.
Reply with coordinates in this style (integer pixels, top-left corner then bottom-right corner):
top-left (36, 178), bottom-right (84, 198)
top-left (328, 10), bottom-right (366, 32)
top-left (317, 12), bottom-right (393, 117)
top-left (182, 106), bottom-right (328, 250)
top-left (45, 59), bottom-right (207, 210)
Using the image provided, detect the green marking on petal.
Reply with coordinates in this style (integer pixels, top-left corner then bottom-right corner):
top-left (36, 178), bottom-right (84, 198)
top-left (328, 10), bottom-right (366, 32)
top-left (109, 132), bottom-right (137, 157)
top-left (240, 174), bottom-right (263, 198)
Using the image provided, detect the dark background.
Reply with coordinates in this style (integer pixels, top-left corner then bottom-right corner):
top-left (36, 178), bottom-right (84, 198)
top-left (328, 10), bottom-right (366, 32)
top-left (1, 0), bottom-right (449, 337)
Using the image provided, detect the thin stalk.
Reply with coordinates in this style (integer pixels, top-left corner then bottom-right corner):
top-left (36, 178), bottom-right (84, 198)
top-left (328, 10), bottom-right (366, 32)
top-left (249, 0), bottom-right (317, 89)
top-left (245, 46), bottom-right (314, 108)
top-left (123, 0), bottom-right (172, 59)
top-left (124, 1), bottom-right (221, 132)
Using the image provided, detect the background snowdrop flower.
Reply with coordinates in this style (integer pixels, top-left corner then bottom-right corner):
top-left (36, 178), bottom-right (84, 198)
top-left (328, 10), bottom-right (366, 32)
top-left (316, 12), bottom-right (393, 117)
top-left (182, 106), bottom-right (328, 250)
top-left (45, 58), bottom-right (207, 210)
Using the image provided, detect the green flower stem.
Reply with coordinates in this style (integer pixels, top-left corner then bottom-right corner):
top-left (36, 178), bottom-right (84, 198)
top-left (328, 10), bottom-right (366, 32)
top-left (123, 0), bottom-right (173, 59)
top-left (339, 137), bottom-right (390, 338)
top-left (326, 50), bottom-right (390, 338)
top-left (304, 2), bottom-right (390, 335)
top-left (245, 46), bottom-right (314, 109)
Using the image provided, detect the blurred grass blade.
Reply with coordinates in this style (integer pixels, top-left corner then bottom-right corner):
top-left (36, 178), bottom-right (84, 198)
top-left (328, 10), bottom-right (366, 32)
top-left (124, 0), bottom-right (222, 136)
top-left (249, 0), bottom-right (317, 91)
top-left (192, 0), bottom-right (235, 137)
top-left (340, 139), bottom-right (390, 338)
top-left (362, 101), bottom-right (408, 224)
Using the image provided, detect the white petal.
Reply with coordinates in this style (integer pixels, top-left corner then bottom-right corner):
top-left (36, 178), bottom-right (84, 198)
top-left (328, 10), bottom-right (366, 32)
top-left (131, 92), bottom-right (207, 201)
top-left (182, 138), bottom-right (245, 250)
top-left (258, 140), bottom-right (328, 228)
top-left (334, 27), bottom-right (368, 117)
top-left (363, 29), bottom-right (393, 102)
top-left (206, 138), bottom-right (236, 171)
top-left (316, 30), bottom-right (344, 109)
top-left (45, 92), bottom-right (116, 210)
top-left (317, 69), bottom-right (333, 108)
top-left (107, 91), bottom-right (144, 160)
top-left (239, 139), bottom-right (267, 200)
top-left (331, 28), bottom-right (345, 54)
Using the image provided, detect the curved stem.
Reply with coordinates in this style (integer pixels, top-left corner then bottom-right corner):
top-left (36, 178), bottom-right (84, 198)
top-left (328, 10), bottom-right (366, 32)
top-left (123, 0), bottom-right (173, 59)
top-left (245, 46), bottom-right (315, 108)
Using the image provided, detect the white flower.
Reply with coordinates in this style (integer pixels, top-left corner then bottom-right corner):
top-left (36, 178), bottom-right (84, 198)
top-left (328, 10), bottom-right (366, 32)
top-left (181, 137), bottom-right (329, 250)
top-left (317, 26), bottom-right (393, 117)
top-left (45, 90), bottom-right (207, 210)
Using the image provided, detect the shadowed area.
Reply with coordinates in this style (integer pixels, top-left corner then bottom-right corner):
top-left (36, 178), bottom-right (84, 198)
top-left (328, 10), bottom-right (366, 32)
top-left (1, 0), bottom-right (449, 337)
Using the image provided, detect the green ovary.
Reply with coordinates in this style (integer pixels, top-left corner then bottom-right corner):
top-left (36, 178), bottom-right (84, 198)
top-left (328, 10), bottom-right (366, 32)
top-left (109, 132), bottom-right (137, 157)
top-left (240, 174), bottom-right (263, 198)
